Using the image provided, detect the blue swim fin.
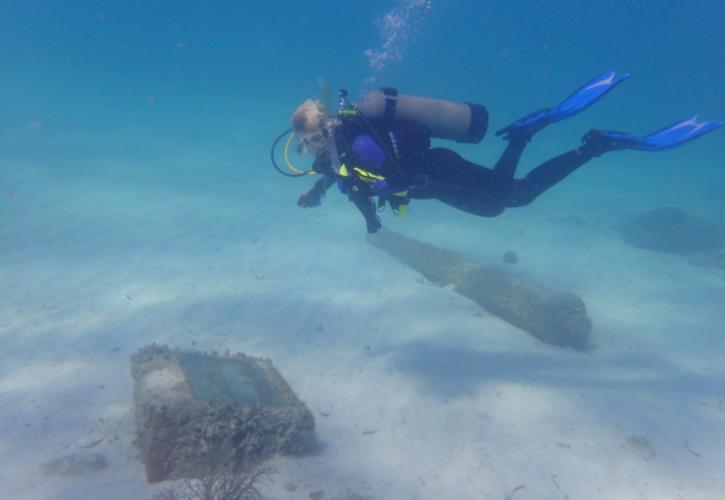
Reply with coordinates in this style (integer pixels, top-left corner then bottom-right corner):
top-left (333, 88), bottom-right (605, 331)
top-left (497, 70), bottom-right (629, 141)
top-left (583, 116), bottom-right (722, 153)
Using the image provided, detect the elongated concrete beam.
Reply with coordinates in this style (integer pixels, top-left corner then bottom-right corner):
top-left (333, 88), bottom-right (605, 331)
top-left (367, 229), bottom-right (592, 349)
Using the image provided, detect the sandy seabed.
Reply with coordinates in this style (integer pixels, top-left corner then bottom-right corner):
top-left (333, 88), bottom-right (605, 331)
top-left (1, 133), bottom-right (724, 500)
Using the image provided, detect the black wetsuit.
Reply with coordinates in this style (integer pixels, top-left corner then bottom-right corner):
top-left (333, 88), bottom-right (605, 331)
top-left (302, 113), bottom-right (599, 232)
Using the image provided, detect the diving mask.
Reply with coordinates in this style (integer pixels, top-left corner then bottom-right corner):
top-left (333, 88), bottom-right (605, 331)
top-left (295, 128), bottom-right (331, 155)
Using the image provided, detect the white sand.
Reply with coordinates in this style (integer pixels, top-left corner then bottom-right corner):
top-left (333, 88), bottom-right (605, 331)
top-left (1, 128), bottom-right (724, 500)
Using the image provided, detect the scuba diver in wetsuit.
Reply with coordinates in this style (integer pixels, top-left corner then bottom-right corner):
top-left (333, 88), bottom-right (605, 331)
top-left (278, 71), bottom-right (720, 234)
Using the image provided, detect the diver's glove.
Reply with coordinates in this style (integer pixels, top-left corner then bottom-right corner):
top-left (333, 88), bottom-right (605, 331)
top-left (351, 192), bottom-right (382, 234)
top-left (298, 175), bottom-right (335, 208)
top-left (366, 214), bottom-right (382, 234)
top-left (297, 192), bottom-right (321, 208)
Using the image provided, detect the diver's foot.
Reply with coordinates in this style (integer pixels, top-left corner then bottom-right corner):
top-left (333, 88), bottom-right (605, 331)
top-left (495, 108), bottom-right (551, 143)
top-left (580, 129), bottom-right (623, 156)
top-left (581, 117), bottom-right (722, 156)
top-left (497, 70), bottom-right (629, 143)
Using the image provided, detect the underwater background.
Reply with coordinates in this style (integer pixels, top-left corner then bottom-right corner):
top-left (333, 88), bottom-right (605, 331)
top-left (1, 1), bottom-right (724, 499)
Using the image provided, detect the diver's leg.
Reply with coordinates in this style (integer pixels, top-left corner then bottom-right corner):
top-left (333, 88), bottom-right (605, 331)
top-left (508, 114), bottom-right (724, 207)
top-left (506, 145), bottom-right (597, 207)
top-left (493, 71), bottom-right (628, 178)
top-left (506, 113), bottom-right (724, 208)
top-left (493, 135), bottom-right (529, 179)
top-left (409, 148), bottom-right (512, 216)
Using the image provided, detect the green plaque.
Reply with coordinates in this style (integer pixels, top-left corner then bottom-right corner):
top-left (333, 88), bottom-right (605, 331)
top-left (179, 353), bottom-right (283, 406)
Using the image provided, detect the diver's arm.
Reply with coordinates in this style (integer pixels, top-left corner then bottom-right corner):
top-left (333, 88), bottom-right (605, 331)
top-left (298, 174), bottom-right (336, 207)
top-left (350, 189), bottom-right (381, 234)
top-left (297, 154), bottom-right (336, 208)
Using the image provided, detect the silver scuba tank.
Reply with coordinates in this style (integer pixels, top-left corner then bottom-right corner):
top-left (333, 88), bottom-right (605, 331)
top-left (355, 87), bottom-right (489, 144)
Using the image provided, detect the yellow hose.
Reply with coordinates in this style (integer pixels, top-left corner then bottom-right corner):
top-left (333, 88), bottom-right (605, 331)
top-left (283, 132), bottom-right (317, 175)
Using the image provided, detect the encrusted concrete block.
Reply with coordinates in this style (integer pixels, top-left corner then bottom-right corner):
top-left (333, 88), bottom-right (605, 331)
top-left (131, 345), bottom-right (316, 483)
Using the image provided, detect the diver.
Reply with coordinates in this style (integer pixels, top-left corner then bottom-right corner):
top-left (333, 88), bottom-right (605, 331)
top-left (280, 71), bottom-right (720, 234)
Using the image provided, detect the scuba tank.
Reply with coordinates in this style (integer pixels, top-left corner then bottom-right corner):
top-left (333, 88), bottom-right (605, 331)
top-left (355, 87), bottom-right (489, 144)
top-left (271, 86), bottom-right (488, 177)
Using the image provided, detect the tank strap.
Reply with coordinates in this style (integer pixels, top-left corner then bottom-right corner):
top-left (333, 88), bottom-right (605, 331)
top-left (381, 87), bottom-right (398, 123)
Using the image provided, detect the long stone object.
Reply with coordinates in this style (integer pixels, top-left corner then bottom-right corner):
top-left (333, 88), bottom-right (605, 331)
top-left (368, 229), bottom-right (592, 349)
top-left (131, 345), bottom-right (316, 483)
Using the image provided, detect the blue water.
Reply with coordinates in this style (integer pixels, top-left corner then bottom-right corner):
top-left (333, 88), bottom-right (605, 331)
top-left (1, 1), bottom-right (724, 499)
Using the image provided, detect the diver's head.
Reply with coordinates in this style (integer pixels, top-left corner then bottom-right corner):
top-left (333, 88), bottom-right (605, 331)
top-left (291, 99), bottom-right (332, 156)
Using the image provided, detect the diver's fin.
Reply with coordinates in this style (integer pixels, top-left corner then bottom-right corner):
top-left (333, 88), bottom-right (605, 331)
top-left (582, 116), bottom-right (722, 153)
top-left (497, 70), bottom-right (629, 141)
